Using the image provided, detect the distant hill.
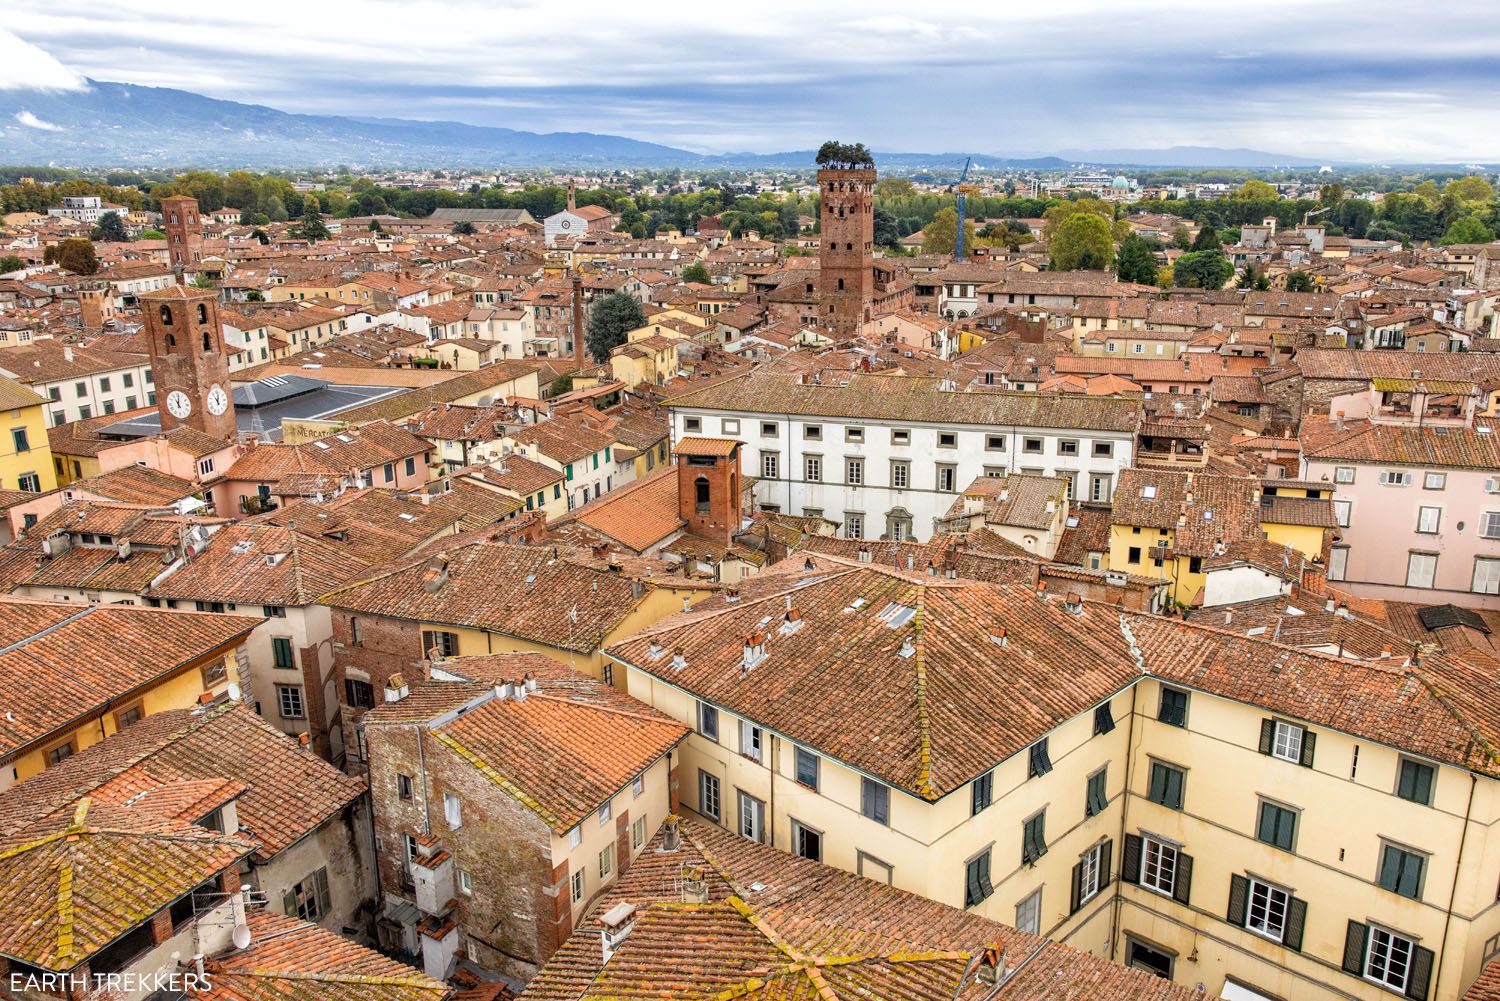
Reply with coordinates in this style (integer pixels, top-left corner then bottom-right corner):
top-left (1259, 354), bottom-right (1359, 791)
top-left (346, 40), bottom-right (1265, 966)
top-left (0, 80), bottom-right (1354, 171)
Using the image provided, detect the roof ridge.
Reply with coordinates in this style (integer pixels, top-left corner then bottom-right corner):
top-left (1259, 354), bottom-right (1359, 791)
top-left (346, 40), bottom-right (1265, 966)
top-left (910, 590), bottom-right (936, 800)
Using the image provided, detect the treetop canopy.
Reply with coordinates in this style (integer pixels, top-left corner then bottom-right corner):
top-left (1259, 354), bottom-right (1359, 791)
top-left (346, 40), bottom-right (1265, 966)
top-left (816, 141), bottom-right (875, 170)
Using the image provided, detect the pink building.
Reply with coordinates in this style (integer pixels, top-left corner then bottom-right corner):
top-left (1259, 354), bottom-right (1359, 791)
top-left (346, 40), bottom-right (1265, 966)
top-left (1302, 409), bottom-right (1500, 608)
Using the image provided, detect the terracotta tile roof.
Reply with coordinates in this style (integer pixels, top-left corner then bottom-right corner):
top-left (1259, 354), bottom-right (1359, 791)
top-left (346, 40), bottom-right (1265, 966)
top-left (520, 817), bottom-right (1196, 1001)
top-left (223, 421), bottom-right (430, 484)
top-left (0, 599), bottom-right (259, 759)
top-left (0, 702), bottom-right (366, 858)
top-left (1054, 504), bottom-right (1115, 564)
top-left (666, 372), bottom-right (1142, 433)
top-left (68, 464), bottom-right (199, 504)
top-left (510, 419), bottom-right (613, 465)
top-left (1301, 415), bottom-right (1500, 470)
top-left (368, 660), bottom-right (687, 833)
top-left (1463, 961), bottom-right (1500, 1001)
top-left (0, 798), bottom-right (254, 971)
top-left (672, 436), bottom-right (738, 457)
top-left (202, 909), bottom-right (451, 1001)
top-left (1113, 470), bottom-right (1263, 556)
top-left (0, 373), bottom-right (47, 410)
top-left (564, 466), bottom-right (685, 553)
top-left (1294, 348), bottom-right (1500, 383)
top-left (320, 542), bottom-right (647, 653)
top-left (608, 567), bottom-right (1139, 799)
top-left (148, 523), bottom-right (371, 605)
top-left (463, 455), bottom-right (564, 496)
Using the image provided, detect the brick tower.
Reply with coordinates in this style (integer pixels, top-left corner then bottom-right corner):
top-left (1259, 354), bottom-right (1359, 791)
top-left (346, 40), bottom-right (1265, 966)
top-left (817, 162), bottom-right (876, 337)
top-left (675, 438), bottom-right (743, 546)
top-left (77, 283), bottom-right (116, 330)
top-left (140, 285), bottom-right (237, 440)
top-left (161, 195), bottom-right (205, 272)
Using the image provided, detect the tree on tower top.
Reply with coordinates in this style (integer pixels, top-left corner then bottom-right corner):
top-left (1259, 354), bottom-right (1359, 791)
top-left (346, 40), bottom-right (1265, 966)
top-left (815, 141), bottom-right (875, 169)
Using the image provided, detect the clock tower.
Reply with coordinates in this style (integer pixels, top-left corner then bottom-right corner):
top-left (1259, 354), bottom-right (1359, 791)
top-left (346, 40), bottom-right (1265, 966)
top-left (140, 285), bottom-right (237, 440)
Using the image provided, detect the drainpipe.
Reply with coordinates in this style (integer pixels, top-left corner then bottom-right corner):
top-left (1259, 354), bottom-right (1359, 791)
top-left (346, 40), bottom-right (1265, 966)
top-left (768, 736), bottom-right (778, 849)
top-left (1432, 772), bottom-right (1478, 1001)
top-left (1109, 682), bottom-right (1141, 963)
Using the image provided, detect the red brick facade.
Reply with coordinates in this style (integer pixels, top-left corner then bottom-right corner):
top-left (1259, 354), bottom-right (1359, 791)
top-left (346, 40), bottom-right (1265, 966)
top-left (817, 166), bottom-right (876, 336)
top-left (676, 445), bottom-right (743, 546)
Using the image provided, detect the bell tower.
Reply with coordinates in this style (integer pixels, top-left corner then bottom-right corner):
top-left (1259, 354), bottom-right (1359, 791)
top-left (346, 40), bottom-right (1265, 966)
top-left (817, 155), bottom-right (876, 337)
top-left (161, 194), bottom-right (205, 272)
top-left (140, 285), bottom-right (237, 440)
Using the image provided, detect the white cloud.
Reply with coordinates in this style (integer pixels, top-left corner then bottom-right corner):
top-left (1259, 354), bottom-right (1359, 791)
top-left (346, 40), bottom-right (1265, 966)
top-left (0, 28), bottom-right (86, 91)
top-left (14, 110), bottom-right (64, 131)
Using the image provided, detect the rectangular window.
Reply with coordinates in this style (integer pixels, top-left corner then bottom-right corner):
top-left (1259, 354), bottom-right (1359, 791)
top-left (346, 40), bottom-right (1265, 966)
top-left (344, 679), bottom-right (374, 709)
top-left (47, 741), bottom-right (75, 766)
top-left (1158, 687), bottom-right (1188, 727)
top-left (421, 630), bottom-right (459, 658)
top-left (738, 790), bottom-right (766, 843)
top-left (844, 513), bottom-right (864, 539)
top-left (287, 868), bottom-right (331, 921)
top-left (1379, 470), bottom-right (1413, 486)
top-left (1059, 439), bottom-right (1079, 456)
top-left (11, 428), bottom-right (28, 453)
top-left (405, 456), bottom-right (416, 477)
top-left (397, 773), bottom-right (413, 801)
top-left (1022, 810), bottom-right (1047, 864)
top-left (1094, 701), bottom-right (1116, 735)
top-left (569, 826), bottom-right (582, 848)
top-left (971, 770), bottom-right (993, 815)
top-left (846, 458), bottom-right (864, 485)
top-left (383, 463), bottom-right (395, 483)
top-left (985, 434), bottom-right (1006, 451)
top-left (1406, 552), bottom-right (1437, 588)
top-left (1016, 889), bottom-right (1042, 935)
top-left (804, 423), bottom-right (822, 440)
top-left (699, 770), bottom-right (721, 821)
top-left (1245, 877), bottom-right (1291, 942)
top-left (760, 421), bottom-right (778, 437)
top-left (1256, 801), bottom-right (1298, 852)
top-left (1423, 472), bottom-right (1446, 490)
top-left (1266, 720), bottom-right (1306, 764)
top-left (684, 417), bottom-right (702, 433)
top-left (1140, 836), bottom-right (1178, 896)
top-left (1481, 511), bottom-right (1500, 540)
top-left (444, 793), bottom-right (462, 829)
top-left (1022, 437), bottom-right (1044, 454)
top-left (1333, 499), bottom-right (1352, 527)
top-left (938, 432), bottom-right (957, 448)
top-left (272, 636), bottom-right (294, 669)
top-left (845, 426), bottom-right (864, 443)
top-left (1093, 441), bottom-right (1114, 458)
top-left (739, 719), bottom-right (764, 763)
top-left (795, 747), bottom-right (819, 790)
top-left (1074, 841), bottom-right (1108, 910)
top-left (861, 777), bottom-right (890, 826)
top-left (1378, 843), bottom-right (1426, 900)
top-left (936, 463), bottom-right (958, 492)
top-left (1147, 762), bottom-right (1185, 810)
top-left (1474, 558), bottom-right (1500, 595)
top-left (276, 685), bottom-right (304, 719)
top-left (761, 451), bottom-right (779, 479)
top-left (1329, 547), bottom-right (1349, 581)
top-left (805, 455), bottom-right (822, 482)
top-left (891, 429), bottom-right (911, 446)
top-left (598, 801), bottom-right (611, 825)
top-left (632, 815), bottom-right (646, 849)
top-left (1396, 759), bottom-right (1434, 805)
top-left (1334, 466), bottom-right (1355, 483)
top-left (598, 844), bottom-right (614, 880)
top-left (792, 819), bottom-right (822, 862)
top-left (1028, 738), bottom-right (1053, 778)
top-left (890, 460), bottom-right (910, 489)
top-left (1364, 926), bottom-right (1419, 993)
top-left (964, 849), bottom-right (994, 908)
top-left (1417, 506), bottom-right (1441, 534)
top-left (697, 701), bottom-right (718, 741)
top-left (1086, 768), bottom-right (1108, 816)
top-left (1090, 473), bottom-right (1113, 502)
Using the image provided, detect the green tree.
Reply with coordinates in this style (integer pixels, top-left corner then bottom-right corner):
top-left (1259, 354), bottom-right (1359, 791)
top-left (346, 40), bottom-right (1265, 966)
top-left (189, 272), bottom-right (217, 290)
top-left (90, 210), bottom-right (130, 243)
top-left (1050, 212), bottom-right (1114, 271)
top-left (138, 228), bottom-right (166, 240)
top-left (1114, 233), bottom-right (1158, 284)
top-left (1043, 198), bottom-right (1120, 241)
top-left (294, 211), bottom-right (330, 242)
top-left (1318, 183), bottom-right (1345, 206)
top-left (920, 206), bottom-right (975, 257)
top-left (1439, 214), bottom-right (1496, 245)
top-left (1155, 266), bottom-right (1175, 289)
top-left (369, 219), bottom-right (385, 233)
top-left (873, 205), bottom-right (901, 248)
top-left (451, 220), bottom-right (477, 235)
top-left (680, 262), bottom-right (712, 284)
top-left (44, 238), bottom-right (99, 275)
top-left (264, 195), bottom-right (288, 222)
top-left (1284, 271), bottom-right (1315, 293)
top-left (875, 178), bottom-right (915, 199)
top-left (1170, 226), bottom-right (1193, 250)
top-left (1235, 180), bottom-right (1278, 200)
top-left (547, 373), bottom-right (575, 397)
top-left (1190, 224), bottom-right (1221, 251)
top-left (1445, 176), bottom-right (1494, 204)
top-left (1173, 250), bottom-right (1233, 290)
top-left (585, 292), bottom-right (647, 362)
top-left (0, 254), bottom-right (23, 274)
top-left (244, 289), bottom-right (265, 301)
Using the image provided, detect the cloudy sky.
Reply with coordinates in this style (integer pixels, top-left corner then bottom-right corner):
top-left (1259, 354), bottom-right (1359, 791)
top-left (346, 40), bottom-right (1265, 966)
top-left (2, 1), bottom-right (1498, 160)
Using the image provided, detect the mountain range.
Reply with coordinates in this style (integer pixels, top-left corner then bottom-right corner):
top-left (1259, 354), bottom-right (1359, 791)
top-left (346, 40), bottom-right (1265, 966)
top-left (0, 79), bottom-right (1406, 171)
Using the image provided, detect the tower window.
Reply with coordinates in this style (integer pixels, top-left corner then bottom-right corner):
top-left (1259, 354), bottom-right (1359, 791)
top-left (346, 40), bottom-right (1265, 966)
top-left (197, 303), bottom-right (209, 324)
top-left (695, 476), bottom-right (710, 514)
top-left (837, 278), bottom-right (845, 290)
top-left (166, 333), bottom-right (176, 348)
top-left (159, 305), bottom-right (173, 326)
top-left (202, 331), bottom-right (212, 352)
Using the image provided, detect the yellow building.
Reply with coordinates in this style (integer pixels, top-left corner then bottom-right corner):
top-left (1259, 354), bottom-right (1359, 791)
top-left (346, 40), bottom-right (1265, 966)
top-left (0, 375), bottom-right (58, 494)
top-left (1109, 470), bottom-right (1332, 606)
top-left (605, 561), bottom-right (1500, 1001)
top-left (609, 334), bottom-right (679, 389)
top-left (0, 598), bottom-right (258, 790)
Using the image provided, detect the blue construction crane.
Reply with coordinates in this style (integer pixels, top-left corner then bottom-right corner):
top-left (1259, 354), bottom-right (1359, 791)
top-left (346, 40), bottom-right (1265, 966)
top-left (951, 156), bottom-right (978, 260)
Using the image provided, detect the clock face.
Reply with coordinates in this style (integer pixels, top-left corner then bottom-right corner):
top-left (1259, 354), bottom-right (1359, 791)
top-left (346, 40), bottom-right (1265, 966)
top-left (206, 384), bottom-right (229, 416)
top-left (166, 390), bottom-right (192, 420)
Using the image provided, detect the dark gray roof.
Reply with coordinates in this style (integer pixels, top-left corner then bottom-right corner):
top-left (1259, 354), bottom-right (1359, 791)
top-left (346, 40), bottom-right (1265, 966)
top-left (1417, 604), bottom-right (1490, 634)
top-left (428, 208), bottom-right (536, 225)
top-left (234, 374), bottom-right (328, 407)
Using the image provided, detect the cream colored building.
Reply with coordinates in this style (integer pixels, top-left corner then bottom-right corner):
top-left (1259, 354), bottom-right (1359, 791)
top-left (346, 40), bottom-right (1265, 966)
top-left (606, 559), bottom-right (1500, 1001)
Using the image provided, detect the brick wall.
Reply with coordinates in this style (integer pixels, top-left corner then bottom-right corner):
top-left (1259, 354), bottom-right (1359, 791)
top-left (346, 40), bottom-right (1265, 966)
top-left (331, 611), bottom-right (429, 768)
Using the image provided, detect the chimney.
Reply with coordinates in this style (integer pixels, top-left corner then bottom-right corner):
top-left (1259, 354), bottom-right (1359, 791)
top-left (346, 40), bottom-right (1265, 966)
top-left (648, 639), bottom-right (664, 660)
top-left (297, 732), bottom-right (310, 747)
top-left (385, 673), bottom-right (409, 702)
top-left (421, 557), bottom-right (449, 593)
top-left (990, 626), bottom-right (1008, 647)
top-left (1064, 592), bottom-right (1083, 614)
top-left (681, 863), bottom-right (709, 903)
top-left (857, 545), bottom-right (872, 563)
top-left (1334, 410), bottom-right (1345, 431)
top-left (976, 943), bottom-right (1005, 985)
top-left (671, 647), bottom-right (687, 670)
top-left (599, 902), bottom-right (637, 964)
top-left (1324, 596), bottom-right (1336, 612)
top-left (661, 814), bottom-right (682, 851)
top-left (63, 345), bottom-right (74, 363)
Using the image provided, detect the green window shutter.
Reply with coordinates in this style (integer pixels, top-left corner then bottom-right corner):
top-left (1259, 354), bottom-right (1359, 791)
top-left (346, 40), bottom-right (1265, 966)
top-left (282, 888), bottom-right (298, 917)
top-left (314, 867), bottom-right (331, 916)
top-left (1406, 946), bottom-right (1435, 1001)
top-left (1100, 839), bottom-right (1113, 888)
top-left (1300, 730), bottom-right (1316, 768)
top-left (1070, 859), bottom-right (1084, 914)
top-left (1258, 718), bottom-right (1275, 755)
top-left (1172, 852), bottom-right (1193, 905)
top-left (1284, 896), bottom-right (1308, 953)
top-left (1378, 845), bottom-right (1401, 892)
top-left (1227, 873), bottom-right (1249, 926)
top-left (1341, 920), bottom-right (1369, 975)
top-left (1121, 834), bottom-right (1143, 884)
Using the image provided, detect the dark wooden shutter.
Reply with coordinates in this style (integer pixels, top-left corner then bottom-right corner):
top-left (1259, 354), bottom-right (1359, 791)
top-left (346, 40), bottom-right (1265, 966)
top-left (1284, 896), bottom-right (1307, 953)
top-left (1122, 834), bottom-right (1142, 884)
top-left (1100, 839), bottom-right (1113, 888)
top-left (1226, 873), bottom-right (1249, 926)
top-left (1070, 859), bottom-right (1084, 914)
top-left (1172, 852), bottom-right (1193, 904)
top-left (1259, 718), bottom-right (1275, 755)
top-left (1342, 920), bottom-right (1369, 975)
top-left (1406, 946), bottom-right (1435, 1001)
top-left (1300, 730), bottom-right (1317, 768)
top-left (282, 887), bottom-right (297, 917)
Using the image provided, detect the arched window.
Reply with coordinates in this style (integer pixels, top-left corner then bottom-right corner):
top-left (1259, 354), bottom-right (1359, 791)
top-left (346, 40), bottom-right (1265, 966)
top-left (166, 333), bottom-right (176, 348)
top-left (159, 305), bottom-right (173, 326)
top-left (202, 330), bottom-right (212, 352)
top-left (837, 278), bottom-right (845, 290)
top-left (197, 303), bottom-right (208, 324)
top-left (695, 477), bottom-right (711, 514)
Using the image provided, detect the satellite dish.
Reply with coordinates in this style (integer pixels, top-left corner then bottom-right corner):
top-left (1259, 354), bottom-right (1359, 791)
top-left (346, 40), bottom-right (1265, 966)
top-left (226, 682), bottom-right (242, 702)
top-left (232, 923), bottom-right (252, 950)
